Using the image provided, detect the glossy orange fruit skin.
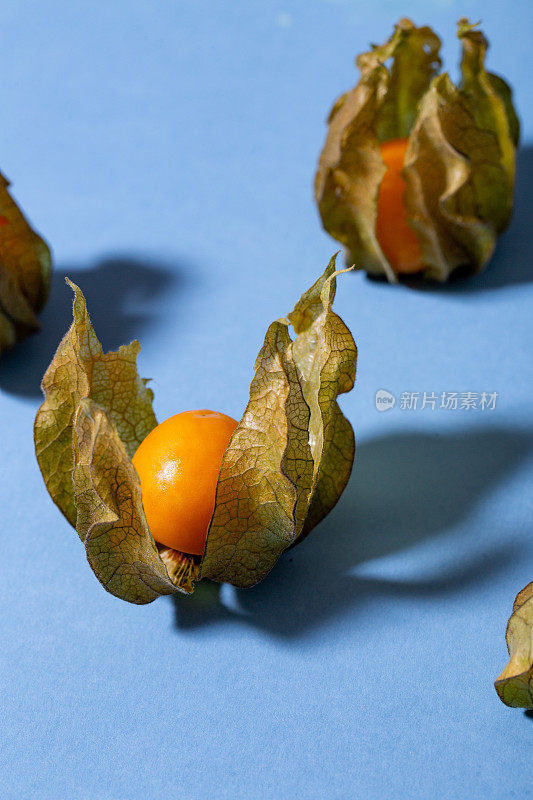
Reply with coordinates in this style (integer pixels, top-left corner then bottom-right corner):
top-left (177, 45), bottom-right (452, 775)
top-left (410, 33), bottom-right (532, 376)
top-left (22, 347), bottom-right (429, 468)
top-left (132, 410), bottom-right (238, 555)
top-left (376, 138), bottom-right (424, 275)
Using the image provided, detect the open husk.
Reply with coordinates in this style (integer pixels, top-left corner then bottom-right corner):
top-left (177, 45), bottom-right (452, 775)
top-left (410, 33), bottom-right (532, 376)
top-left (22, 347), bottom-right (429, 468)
top-left (34, 256), bottom-right (357, 603)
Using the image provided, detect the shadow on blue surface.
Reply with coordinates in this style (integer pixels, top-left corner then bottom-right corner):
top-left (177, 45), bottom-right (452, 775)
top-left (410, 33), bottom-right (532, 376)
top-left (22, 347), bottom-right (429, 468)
top-left (0, 256), bottom-right (186, 398)
top-left (367, 145), bottom-right (533, 293)
top-left (172, 425), bottom-right (533, 637)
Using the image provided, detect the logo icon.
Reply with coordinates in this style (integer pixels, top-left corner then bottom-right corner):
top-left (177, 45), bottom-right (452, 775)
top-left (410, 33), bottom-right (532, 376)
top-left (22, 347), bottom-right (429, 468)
top-left (375, 389), bottom-right (396, 412)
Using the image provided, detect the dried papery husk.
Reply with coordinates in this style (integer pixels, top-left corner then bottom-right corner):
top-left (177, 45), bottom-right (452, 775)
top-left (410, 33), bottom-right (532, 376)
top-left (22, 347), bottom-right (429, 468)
top-left (34, 257), bottom-right (357, 603)
top-left (315, 18), bottom-right (519, 283)
top-left (495, 582), bottom-right (533, 709)
top-left (0, 173), bottom-right (51, 352)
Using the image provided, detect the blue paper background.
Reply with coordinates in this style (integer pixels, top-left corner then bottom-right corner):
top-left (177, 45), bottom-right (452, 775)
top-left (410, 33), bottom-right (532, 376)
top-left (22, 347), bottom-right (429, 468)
top-left (1, 2), bottom-right (532, 798)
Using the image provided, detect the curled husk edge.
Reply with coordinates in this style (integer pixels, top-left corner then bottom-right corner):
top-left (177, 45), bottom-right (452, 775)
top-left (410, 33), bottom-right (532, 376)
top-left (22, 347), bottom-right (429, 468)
top-left (315, 18), bottom-right (519, 283)
top-left (34, 255), bottom-right (357, 603)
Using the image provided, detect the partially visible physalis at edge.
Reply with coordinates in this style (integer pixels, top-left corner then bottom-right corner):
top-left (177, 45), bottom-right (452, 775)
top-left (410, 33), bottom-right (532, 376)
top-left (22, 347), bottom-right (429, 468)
top-left (315, 18), bottom-right (519, 283)
top-left (0, 172), bottom-right (51, 354)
